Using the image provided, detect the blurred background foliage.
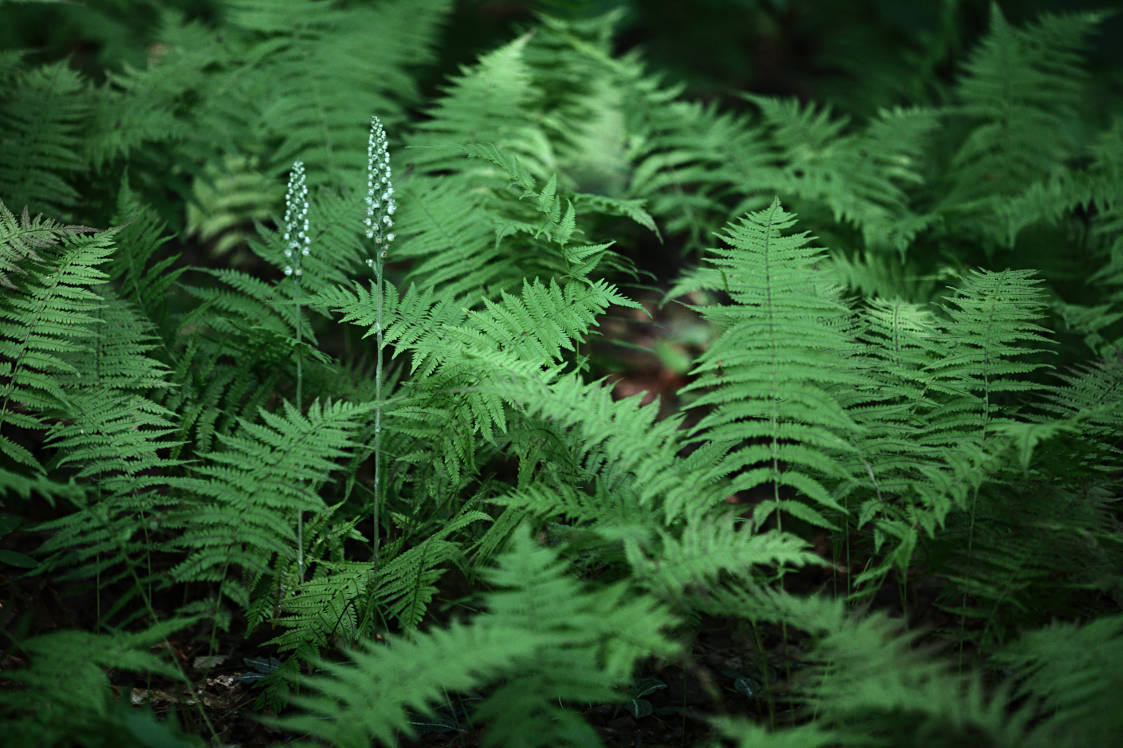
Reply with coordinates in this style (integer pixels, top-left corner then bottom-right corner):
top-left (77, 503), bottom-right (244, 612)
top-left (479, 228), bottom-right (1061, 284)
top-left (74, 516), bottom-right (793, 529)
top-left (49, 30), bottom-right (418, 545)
top-left (4, 0), bottom-right (1121, 119)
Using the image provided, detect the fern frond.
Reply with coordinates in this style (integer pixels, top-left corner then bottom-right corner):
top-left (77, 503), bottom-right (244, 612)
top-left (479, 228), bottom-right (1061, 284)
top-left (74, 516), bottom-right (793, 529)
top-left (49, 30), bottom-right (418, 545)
top-left (34, 296), bottom-right (183, 593)
top-left (719, 587), bottom-right (1026, 745)
top-left (1038, 358), bottom-right (1123, 471)
top-left (107, 181), bottom-right (186, 328)
top-left (409, 32), bottom-right (550, 178)
top-left (0, 222), bottom-right (115, 469)
top-left (277, 622), bottom-right (549, 747)
top-left (370, 510), bottom-right (490, 630)
top-left (944, 6), bottom-right (1103, 244)
top-left (623, 520), bottom-right (823, 603)
top-left (0, 61), bottom-right (91, 216)
top-left (497, 369), bottom-right (710, 523)
top-left (168, 399), bottom-right (373, 612)
top-left (0, 200), bottom-right (96, 289)
top-left (745, 97), bottom-right (937, 252)
top-left (997, 613), bottom-right (1123, 746)
top-left (711, 718), bottom-right (839, 748)
top-left (2, 619), bottom-right (201, 747)
top-left (925, 268), bottom-right (1052, 444)
top-left (680, 199), bottom-right (868, 529)
top-left (276, 526), bottom-right (678, 747)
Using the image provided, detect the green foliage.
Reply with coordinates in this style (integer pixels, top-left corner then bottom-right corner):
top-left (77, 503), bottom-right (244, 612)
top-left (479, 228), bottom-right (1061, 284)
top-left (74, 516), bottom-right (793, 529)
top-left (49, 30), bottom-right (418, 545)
top-left (168, 398), bottom-right (374, 613)
top-left (678, 199), bottom-right (867, 530)
top-left (997, 613), bottom-right (1123, 746)
top-left (273, 526), bottom-right (678, 747)
top-left (1, 619), bottom-right (204, 747)
top-left (1, 2), bottom-right (1121, 745)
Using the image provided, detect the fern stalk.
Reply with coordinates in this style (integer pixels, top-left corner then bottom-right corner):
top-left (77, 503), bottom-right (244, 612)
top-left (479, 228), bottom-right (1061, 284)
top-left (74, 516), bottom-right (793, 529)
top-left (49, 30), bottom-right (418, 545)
top-left (365, 115), bottom-right (396, 569)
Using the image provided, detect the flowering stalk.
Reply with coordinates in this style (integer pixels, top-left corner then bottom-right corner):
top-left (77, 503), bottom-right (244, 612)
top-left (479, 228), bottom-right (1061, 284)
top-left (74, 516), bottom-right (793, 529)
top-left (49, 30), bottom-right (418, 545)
top-left (365, 115), bottom-right (395, 570)
top-left (283, 158), bottom-right (310, 579)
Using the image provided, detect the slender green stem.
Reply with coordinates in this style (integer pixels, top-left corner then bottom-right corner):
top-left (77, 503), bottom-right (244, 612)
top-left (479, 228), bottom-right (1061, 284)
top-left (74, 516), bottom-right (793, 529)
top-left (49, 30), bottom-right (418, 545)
top-left (295, 278), bottom-right (304, 580)
top-left (372, 257), bottom-right (383, 570)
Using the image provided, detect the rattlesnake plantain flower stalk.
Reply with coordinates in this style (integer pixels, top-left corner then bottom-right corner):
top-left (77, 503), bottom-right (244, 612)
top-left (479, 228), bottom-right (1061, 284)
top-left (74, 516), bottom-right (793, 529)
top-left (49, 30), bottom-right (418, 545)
top-left (365, 115), bottom-right (393, 570)
top-left (284, 157), bottom-right (311, 579)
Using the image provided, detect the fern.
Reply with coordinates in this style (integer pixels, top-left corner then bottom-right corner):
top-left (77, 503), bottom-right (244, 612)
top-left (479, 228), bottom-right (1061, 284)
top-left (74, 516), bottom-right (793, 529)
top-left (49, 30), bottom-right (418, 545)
top-left (0, 61), bottom-right (90, 216)
top-left (717, 587), bottom-right (1027, 746)
top-left (275, 526), bottom-right (678, 747)
top-left (1, 619), bottom-right (203, 747)
top-left (996, 613), bottom-right (1123, 746)
top-left (743, 97), bottom-right (938, 252)
top-left (0, 213), bottom-right (115, 469)
top-left (678, 198), bottom-right (868, 530)
top-left (34, 298), bottom-right (183, 614)
top-left (923, 268), bottom-right (1053, 447)
top-left (942, 7), bottom-right (1104, 247)
top-left (3, 5), bottom-right (1122, 745)
top-left (167, 399), bottom-right (373, 614)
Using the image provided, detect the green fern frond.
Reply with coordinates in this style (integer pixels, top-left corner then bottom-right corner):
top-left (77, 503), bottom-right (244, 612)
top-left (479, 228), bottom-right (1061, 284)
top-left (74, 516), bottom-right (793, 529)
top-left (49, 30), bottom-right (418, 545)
top-left (33, 296), bottom-right (183, 591)
top-left (0, 61), bottom-right (91, 216)
top-left (276, 525), bottom-right (676, 747)
top-left (925, 268), bottom-right (1052, 444)
top-left (168, 398), bottom-right (373, 612)
top-left (0, 221), bottom-right (115, 469)
top-left (268, 559), bottom-right (371, 654)
top-left (719, 587), bottom-right (1026, 745)
top-left (679, 199), bottom-right (868, 529)
top-left (1038, 358), bottom-right (1123, 470)
top-left (711, 718), bottom-right (840, 748)
top-left (744, 97), bottom-right (937, 252)
top-left (107, 181), bottom-right (186, 328)
top-left (997, 613), bottom-right (1123, 746)
top-left (218, 0), bottom-right (449, 178)
top-left (944, 6), bottom-right (1103, 244)
top-left (1, 618), bottom-right (202, 747)
top-left (370, 511), bottom-right (491, 630)
top-left (805, 607), bottom-right (1022, 744)
top-left (410, 32), bottom-right (549, 178)
top-left (0, 199), bottom-right (97, 289)
top-left (393, 176), bottom-right (511, 301)
top-left (277, 621), bottom-right (550, 747)
top-left (159, 329), bottom-right (283, 456)
top-left (623, 520), bottom-right (823, 603)
top-left (0, 466), bottom-right (83, 506)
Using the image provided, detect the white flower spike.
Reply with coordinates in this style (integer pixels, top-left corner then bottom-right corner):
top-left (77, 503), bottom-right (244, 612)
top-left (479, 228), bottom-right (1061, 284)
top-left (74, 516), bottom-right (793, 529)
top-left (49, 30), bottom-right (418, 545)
top-left (284, 159), bottom-right (310, 279)
top-left (365, 116), bottom-right (395, 246)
